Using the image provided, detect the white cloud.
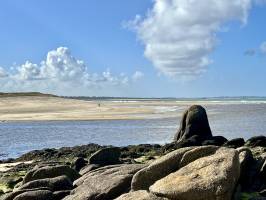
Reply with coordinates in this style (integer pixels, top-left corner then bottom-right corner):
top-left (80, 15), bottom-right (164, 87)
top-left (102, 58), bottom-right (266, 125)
top-left (0, 67), bottom-right (8, 78)
top-left (260, 41), bottom-right (266, 54)
top-left (0, 47), bottom-right (139, 95)
top-left (132, 71), bottom-right (144, 81)
top-left (129, 0), bottom-right (253, 79)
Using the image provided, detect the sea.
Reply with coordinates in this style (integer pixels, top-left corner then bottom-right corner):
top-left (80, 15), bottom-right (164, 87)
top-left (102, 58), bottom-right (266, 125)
top-left (1, 97), bottom-right (266, 160)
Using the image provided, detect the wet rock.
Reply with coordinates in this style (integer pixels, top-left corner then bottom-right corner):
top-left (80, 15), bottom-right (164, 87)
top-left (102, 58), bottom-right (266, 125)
top-left (150, 147), bottom-right (240, 200)
top-left (174, 105), bottom-right (212, 142)
top-left (201, 136), bottom-right (228, 146)
top-left (246, 136), bottom-right (266, 147)
top-left (23, 165), bottom-right (80, 184)
top-left (224, 138), bottom-right (245, 148)
top-left (88, 147), bottom-right (121, 166)
top-left (18, 175), bottom-right (73, 192)
top-left (64, 164), bottom-right (145, 200)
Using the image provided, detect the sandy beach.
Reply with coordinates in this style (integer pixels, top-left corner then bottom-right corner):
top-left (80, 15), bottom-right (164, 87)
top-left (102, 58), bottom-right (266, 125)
top-left (0, 96), bottom-right (185, 121)
top-left (0, 95), bottom-right (264, 121)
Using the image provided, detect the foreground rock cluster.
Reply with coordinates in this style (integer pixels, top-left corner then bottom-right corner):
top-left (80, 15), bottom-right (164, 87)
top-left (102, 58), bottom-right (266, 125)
top-left (1, 105), bottom-right (266, 200)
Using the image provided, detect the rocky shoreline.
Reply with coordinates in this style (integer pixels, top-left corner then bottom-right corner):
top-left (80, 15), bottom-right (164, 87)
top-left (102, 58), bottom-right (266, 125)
top-left (0, 105), bottom-right (266, 200)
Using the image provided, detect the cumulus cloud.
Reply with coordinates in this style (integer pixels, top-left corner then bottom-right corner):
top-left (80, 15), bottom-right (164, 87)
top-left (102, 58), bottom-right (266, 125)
top-left (128, 0), bottom-right (253, 78)
top-left (132, 71), bottom-right (144, 81)
top-left (0, 47), bottom-right (140, 95)
top-left (0, 67), bottom-right (8, 78)
top-left (260, 41), bottom-right (266, 54)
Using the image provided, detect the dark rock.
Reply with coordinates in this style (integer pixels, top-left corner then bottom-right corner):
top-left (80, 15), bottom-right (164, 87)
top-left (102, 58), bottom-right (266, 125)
top-left (88, 147), bottom-right (121, 166)
top-left (246, 136), bottom-right (266, 147)
top-left (224, 138), bottom-right (245, 148)
top-left (3, 188), bottom-right (51, 200)
top-left (23, 165), bottom-right (80, 184)
top-left (175, 135), bottom-right (203, 148)
top-left (13, 190), bottom-right (53, 200)
top-left (53, 190), bottom-right (71, 200)
top-left (72, 157), bottom-right (87, 172)
top-left (237, 147), bottom-right (255, 189)
top-left (19, 175), bottom-right (73, 191)
top-left (79, 164), bottom-right (100, 176)
top-left (64, 164), bottom-right (145, 200)
top-left (202, 136), bottom-right (228, 146)
top-left (174, 105), bottom-right (212, 142)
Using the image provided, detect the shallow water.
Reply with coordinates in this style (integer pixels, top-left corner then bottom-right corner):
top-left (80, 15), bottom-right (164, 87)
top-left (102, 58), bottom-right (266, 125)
top-left (0, 103), bottom-right (266, 159)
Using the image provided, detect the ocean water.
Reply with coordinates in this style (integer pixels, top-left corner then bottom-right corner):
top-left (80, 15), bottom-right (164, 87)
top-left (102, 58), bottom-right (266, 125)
top-left (0, 102), bottom-right (266, 159)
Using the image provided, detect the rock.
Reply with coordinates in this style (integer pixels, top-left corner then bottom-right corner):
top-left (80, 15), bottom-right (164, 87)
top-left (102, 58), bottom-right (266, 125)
top-left (18, 175), bottom-right (73, 191)
top-left (13, 190), bottom-right (53, 200)
top-left (23, 165), bottom-right (80, 184)
top-left (175, 135), bottom-right (203, 148)
top-left (88, 147), bottom-right (121, 166)
top-left (237, 147), bottom-right (254, 189)
top-left (246, 136), bottom-right (266, 147)
top-left (64, 164), bottom-right (145, 200)
top-left (79, 164), bottom-right (100, 176)
top-left (224, 138), bottom-right (245, 148)
top-left (115, 190), bottom-right (168, 200)
top-left (53, 190), bottom-right (71, 200)
top-left (3, 188), bottom-right (51, 200)
top-left (260, 159), bottom-right (266, 179)
top-left (150, 147), bottom-right (240, 200)
top-left (131, 147), bottom-right (194, 191)
top-left (201, 136), bottom-right (228, 146)
top-left (174, 105), bottom-right (212, 142)
top-left (260, 189), bottom-right (266, 197)
top-left (179, 145), bottom-right (219, 168)
top-left (72, 157), bottom-right (88, 172)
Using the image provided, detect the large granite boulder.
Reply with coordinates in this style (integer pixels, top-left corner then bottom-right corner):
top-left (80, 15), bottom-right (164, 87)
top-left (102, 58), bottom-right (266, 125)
top-left (174, 105), bottom-right (212, 143)
top-left (115, 190), bottom-right (168, 200)
top-left (63, 164), bottom-right (145, 200)
top-left (18, 175), bottom-right (73, 192)
top-left (131, 147), bottom-right (194, 191)
top-left (131, 146), bottom-right (218, 191)
top-left (12, 190), bottom-right (53, 200)
top-left (150, 147), bottom-right (240, 200)
top-left (88, 147), bottom-right (121, 166)
top-left (23, 165), bottom-right (80, 184)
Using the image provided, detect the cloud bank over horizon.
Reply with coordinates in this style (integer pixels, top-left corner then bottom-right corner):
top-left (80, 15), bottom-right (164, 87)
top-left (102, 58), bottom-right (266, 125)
top-left (129, 0), bottom-right (261, 79)
top-left (0, 47), bottom-right (143, 96)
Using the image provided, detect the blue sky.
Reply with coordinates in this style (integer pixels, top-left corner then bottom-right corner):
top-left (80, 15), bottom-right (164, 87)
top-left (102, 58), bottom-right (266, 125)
top-left (0, 0), bottom-right (266, 97)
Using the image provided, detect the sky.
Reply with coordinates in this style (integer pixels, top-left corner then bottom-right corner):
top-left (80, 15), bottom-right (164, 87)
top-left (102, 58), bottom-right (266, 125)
top-left (0, 0), bottom-right (266, 97)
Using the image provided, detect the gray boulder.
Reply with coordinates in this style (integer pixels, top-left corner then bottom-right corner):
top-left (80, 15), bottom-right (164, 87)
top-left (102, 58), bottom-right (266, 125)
top-left (88, 147), bottom-right (121, 166)
top-left (150, 147), bottom-right (240, 200)
top-left (13, 190), bottom-right (53, 200)
top-left (131, 147), bottom-right (194, 191)
top-left (174, 105), bottom-right (212, 142)
top-left (132, 146), bottom-right (218, 191)
top-left (64, 164), bottom-right (145, 200)
top-left (23, 165), bottom-right (80, 184)
top-left (19, 175), bottom-right (73, 192)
